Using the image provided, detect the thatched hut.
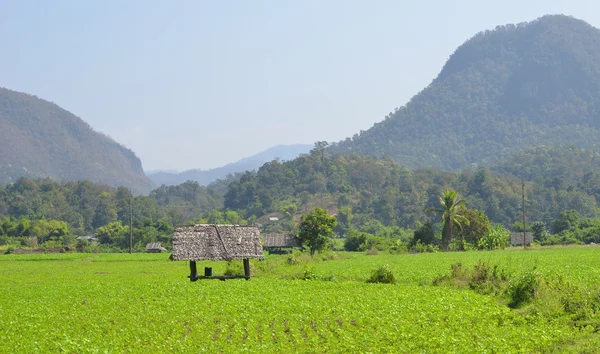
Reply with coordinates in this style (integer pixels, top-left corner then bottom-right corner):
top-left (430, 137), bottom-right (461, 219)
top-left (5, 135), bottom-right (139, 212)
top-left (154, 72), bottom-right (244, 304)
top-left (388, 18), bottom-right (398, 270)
top-left (510, 232), bottom-right (533, 246)
top-left (171, 224), bottom-right (264, 281)
top-left (145, 242), bottom-right (167, 253)
top-left (263, 233), bottom-right (298, 253)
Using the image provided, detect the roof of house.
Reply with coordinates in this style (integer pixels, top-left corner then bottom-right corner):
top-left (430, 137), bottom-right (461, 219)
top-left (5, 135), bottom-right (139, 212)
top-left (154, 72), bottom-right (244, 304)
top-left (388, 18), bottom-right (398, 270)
top-left (145, 242), bottom-right (167, 251)
top-left (263, 233), bottom-right (298, 248)
top-left (171, 224), bottom-right (264, 261)
top-left (76, 235), bottom-right (97, 241)
top-left (510, 232), bottom-right (533, 245)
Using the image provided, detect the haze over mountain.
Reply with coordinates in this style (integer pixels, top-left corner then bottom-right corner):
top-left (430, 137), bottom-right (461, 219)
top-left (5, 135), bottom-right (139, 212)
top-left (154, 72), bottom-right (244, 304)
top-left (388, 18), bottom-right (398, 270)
top-left (147, 144), bottom-right (312, 186)
top-left (329, 15), bottom-right (600, 171)
top-left (0, 87), bottom-right (154, 195)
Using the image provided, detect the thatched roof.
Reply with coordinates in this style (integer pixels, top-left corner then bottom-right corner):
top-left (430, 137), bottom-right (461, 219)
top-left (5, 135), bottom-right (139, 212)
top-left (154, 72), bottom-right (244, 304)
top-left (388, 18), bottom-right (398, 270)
top-left (146, 242), bottom-right (167, 251)
top-left (263, 233), bottom-right (298, 248)
top-left (171, 224), bottom-right (264, 261)
top-left (510, 232), bottom-right (533, 245)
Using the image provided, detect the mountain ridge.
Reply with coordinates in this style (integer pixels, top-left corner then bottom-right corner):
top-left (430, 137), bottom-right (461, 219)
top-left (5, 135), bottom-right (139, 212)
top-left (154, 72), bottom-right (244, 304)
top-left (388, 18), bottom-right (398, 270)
top-left (147, 144), bottom-right (313, 186)
top-left (328, 14), bottom-right (600, 171)
top-left (0, 87), bottom-right (154, 194)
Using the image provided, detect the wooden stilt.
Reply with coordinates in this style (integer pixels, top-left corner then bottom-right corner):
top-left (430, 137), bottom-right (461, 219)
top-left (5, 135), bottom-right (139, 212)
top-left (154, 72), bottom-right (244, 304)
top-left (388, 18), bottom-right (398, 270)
top-left (189, 261), bottom-right (198, 281)
top-left (243, 258), bottom-right (250, 280)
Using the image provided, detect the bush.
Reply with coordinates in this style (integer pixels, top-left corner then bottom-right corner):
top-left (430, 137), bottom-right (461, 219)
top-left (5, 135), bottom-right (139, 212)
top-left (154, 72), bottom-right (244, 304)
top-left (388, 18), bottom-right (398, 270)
top-left (389, 240), bottom-right (408, 254)
top-left (477, 224), bottom-right (509, 250)
top-left (4, 246), bottom-right (15, 254)
top-left (412, 222), bottom-right (435, 245)
top-left (433, 261), bottom-right (508, 296)
top-left (366, 264), bottom-right (395, 284)
top-left (316, 250), bottom-right (342, 261)
top-left (366, 248), bottom-right (378, 255)
top-left (286, 250), bottom-right (312, 265)
top-left (410, 240), bottom-right (439, 253)
top-left (507, 267), bottom-right (540, 308)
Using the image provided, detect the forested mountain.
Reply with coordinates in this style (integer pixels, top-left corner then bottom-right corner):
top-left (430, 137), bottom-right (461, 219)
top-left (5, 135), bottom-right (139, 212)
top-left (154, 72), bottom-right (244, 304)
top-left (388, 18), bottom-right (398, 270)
top-left (147, 144), bottom-right (312, 186)
top-left (225, 145), bottom-right (599, 231)
top-left (0, 87), bottom-right (154, 194)
top-left (328, 15), bottom-right (600, 170)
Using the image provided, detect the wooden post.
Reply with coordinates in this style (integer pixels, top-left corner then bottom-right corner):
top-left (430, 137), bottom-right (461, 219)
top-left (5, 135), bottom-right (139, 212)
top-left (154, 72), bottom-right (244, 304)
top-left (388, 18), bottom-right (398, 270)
top-left (243, 258), bottom-right (250, 279)
top-left (189, 261), bottom-right (198, 281)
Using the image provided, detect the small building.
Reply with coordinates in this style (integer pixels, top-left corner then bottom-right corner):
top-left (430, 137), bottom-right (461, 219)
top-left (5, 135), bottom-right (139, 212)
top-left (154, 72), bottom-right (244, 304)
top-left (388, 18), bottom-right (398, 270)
top-left (76, 235), bottom-right (97, 243)
top-left (170, 224), bottom-right (264, 281)
top-left (263, 233), bottom-right (298, 253)
top-left (510, 232), bottom-right (533, 246)
top-left (269, 217), bottom-right (279, 222)
top-left (145, 242), bottom-right (167, 253)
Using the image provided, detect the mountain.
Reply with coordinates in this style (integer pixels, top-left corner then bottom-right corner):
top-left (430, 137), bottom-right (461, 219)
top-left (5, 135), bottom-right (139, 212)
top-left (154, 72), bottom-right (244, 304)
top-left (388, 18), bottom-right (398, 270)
top-left (0, 87), bottom-right (154, 195)
top-left (147, 144), bottom-right (313, 186)
top-left (329, 15), bottom-right (600, 171)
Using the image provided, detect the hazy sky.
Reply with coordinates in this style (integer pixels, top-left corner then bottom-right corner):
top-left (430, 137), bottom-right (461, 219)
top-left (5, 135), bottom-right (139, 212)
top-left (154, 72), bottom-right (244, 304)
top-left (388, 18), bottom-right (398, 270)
top-left (2, 1), bottom-right (600, 171)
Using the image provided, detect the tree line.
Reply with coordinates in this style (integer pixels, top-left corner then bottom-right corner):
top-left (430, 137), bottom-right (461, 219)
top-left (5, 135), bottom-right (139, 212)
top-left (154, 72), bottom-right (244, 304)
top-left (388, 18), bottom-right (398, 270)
top-left (2, 144), bottom-right (600, 252)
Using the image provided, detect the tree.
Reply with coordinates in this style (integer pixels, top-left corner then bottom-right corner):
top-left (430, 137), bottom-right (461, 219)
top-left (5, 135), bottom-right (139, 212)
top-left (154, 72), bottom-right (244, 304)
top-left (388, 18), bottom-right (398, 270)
top-left (427, 189), bottom-right (469, 251)
top-left (457, 209), bottom-right (491, 245)
top-left (297, 208), bottom-right (337, 256)
top-left (552, 209), bottom-right (579, 234)
top-left (530, 221), bottom-right (547, 241)
top-left (412, 221), bottom-right (436, 245)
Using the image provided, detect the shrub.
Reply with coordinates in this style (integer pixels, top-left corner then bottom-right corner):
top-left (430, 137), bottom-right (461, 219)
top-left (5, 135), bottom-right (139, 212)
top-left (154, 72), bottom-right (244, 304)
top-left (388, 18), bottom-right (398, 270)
top-left (433, 261), bottom-right (509, 296)
top-left (4, 246), bottom-right (15, 254)
top-left (286, 250), bottom-right (312, 265)
top-left (317, 250), bottom-right (342, 261)
top-left (366, 248), bottom-right (378, 255)
top-left (412, 221), bottom-right (435, 245)
top-left (477, 224), bottom-right (509, 250)
top-left (507, 267), bottom-right (540, 308)
top-left (366, 264), bottom-right (395, 284)
top-left (411, 241), bottom-right (439, 253)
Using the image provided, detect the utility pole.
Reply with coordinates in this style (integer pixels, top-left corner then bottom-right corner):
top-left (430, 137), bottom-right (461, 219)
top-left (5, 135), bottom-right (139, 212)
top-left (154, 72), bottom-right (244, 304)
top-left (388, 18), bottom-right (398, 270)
top-left (129, 195), bottom-right (133, 254)
top-left (522, 180), bottom-right (526, 249)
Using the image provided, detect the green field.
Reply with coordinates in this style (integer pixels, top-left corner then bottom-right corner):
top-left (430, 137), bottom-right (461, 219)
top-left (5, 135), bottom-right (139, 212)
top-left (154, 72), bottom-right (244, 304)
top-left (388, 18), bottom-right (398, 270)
top-left (1, 247), bottom-right (599, 353)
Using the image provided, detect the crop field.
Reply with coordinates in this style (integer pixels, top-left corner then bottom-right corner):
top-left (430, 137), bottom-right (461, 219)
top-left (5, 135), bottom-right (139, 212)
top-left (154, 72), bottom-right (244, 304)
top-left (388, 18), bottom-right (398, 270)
top-left (1, 247), bottom-right (599, 353)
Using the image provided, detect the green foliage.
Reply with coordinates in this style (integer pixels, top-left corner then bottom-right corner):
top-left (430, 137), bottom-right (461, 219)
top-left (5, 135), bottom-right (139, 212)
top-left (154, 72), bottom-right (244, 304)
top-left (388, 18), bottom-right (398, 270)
top-left (410, 241), bottom-right (439, 253)
top-left (457, 209), bottom-right (491, 244)
top-left (1, 248), bottom-right (600, 351)
top-left (530, 221), bottom-right (547, 242)
top-left (507, 268), bottom-right (540, 308)
top-left (433, 261), bottom-right (509, 296)
top-left (477, 224), bottom-right (509, 250)
top-left (427, 189), bottom-right (469, 251)
top-left (297, 208), bottom-right (337, 256)
top-left (366, 264), bottom-right (395, 284)
top-left (552, 209), bottom-right (580, 234)
top-left (412, 221), bottom-right (436, 245)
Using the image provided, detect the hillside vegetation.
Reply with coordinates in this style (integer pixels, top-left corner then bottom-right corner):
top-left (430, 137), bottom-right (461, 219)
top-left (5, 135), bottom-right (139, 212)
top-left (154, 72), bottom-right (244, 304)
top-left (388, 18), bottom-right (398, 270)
top-left (0, 87), bottom-right (154, 194)
top-left (329, 15), bottom-right (600, 170)
top-left (3, 145), bottom-right (600, 250)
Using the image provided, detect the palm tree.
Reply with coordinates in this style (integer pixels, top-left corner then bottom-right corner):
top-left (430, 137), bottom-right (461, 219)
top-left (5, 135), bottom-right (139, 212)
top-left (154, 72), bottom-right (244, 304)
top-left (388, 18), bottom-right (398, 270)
top-left (427, 189), bottom-right (470, 251)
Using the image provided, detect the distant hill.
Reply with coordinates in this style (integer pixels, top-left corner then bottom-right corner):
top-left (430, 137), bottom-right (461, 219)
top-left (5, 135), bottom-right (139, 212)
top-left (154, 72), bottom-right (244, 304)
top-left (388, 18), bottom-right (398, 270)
top-left (329, 15), bottom-right (600, 171)
top-left (147, 144), bottom-right (312, 186)
top-left (0, 87), bottom-right (154, 194)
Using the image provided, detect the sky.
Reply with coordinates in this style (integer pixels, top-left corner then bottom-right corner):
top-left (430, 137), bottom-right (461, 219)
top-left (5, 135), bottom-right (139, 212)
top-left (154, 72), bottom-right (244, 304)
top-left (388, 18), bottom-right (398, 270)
top-left (1, 0), bottom-right (600, 172)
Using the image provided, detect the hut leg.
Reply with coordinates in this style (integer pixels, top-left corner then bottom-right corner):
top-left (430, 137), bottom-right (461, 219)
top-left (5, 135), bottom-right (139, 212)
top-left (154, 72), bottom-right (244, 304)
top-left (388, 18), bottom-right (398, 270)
top-left (189, 261), bottom-right (198, 281)
top-left (243, 258), bottom-right (250, 280)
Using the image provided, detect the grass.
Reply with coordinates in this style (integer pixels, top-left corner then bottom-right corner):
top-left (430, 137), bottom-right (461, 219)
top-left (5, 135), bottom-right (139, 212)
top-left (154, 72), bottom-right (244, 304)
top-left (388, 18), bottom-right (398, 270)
top-left (1, 246), bottom-right (599, 352)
